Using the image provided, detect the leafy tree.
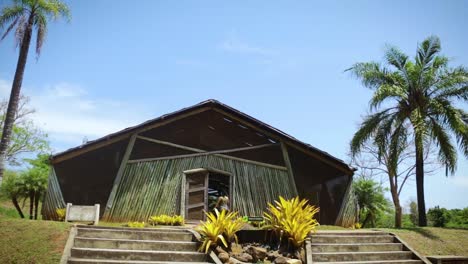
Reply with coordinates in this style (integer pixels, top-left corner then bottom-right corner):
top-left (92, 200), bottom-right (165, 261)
top-left (348, 36), bottom-right (468, 226)
top-left (0, 95), bottom-right (49, 167)
top-left (353, 177), bottom-right (391, 228)
top-left (0, 0), bottom-right (70, 179)
top-left (0, 154), bottom-right (49, 219)
top-left (0, 170), bottom-right (25, 218)
top-left (427, 206), bottom-right (448, 227)
top-left (350, 138), bottom-right (439, 228)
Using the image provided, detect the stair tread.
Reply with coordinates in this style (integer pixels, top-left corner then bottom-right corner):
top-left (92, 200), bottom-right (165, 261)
top-left (68, 257), bottom-right (211, 264)
top-left (311, 242), bottom-right (402, 246)
top-left (313, 260), bottom-right (422, 264)
top-left (75, 237), bottom-right (197, 244)
top-left (72, 247), bottom-right (203, 254)
top-left (313, 251), bottom-right (412, 255)
top-left (77, 228), bottom-right (190, 234)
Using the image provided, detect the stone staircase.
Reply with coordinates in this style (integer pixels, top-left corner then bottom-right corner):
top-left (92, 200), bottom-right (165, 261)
top-left (66, 225), bottom-right (211, 264)
top-left (310, 231), bottom-right (428, 264)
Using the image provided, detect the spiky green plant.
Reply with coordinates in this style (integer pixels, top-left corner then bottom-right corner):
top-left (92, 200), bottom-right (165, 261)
top-left (196, 209), bottom-right (244, 253)
top-left (264, 196), bottom-right (319, 248)
top-left (348, 36), bottom-right (468, 226)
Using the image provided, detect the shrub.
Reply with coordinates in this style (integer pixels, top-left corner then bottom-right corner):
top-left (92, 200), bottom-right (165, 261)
top-left (427, 206), bottom-right (448, 227)
top-left (149, 214), bottom-right (184, 226)
top-left (264, 196), bottom-right (319, 249)
top-left (195, 209), bottom-right (244, 253)
top-left (56, 208), bottom-right (66, 221)
top-left (127, 221), bottom-right (145, 228)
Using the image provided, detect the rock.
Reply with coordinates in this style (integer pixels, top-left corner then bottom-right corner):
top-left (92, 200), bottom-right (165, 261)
top-left (267, 250), bottom-right (282, 261)
top-left (286, 259), bottom-right (302, 264)
top-left (274, 256), bottom-right (291, 264)
top-left (230, 243), bottom-right (243, 255)
top-left (247, 246), bottom-right (268, 261)
top-left (232, 253), bottom-right (253, 263)
top-left (216, 246), bottom-right (228, 255)
top-left (218, 252), bottom-right (230, 263)
top-left (228, 257), bottom-right (247, 264)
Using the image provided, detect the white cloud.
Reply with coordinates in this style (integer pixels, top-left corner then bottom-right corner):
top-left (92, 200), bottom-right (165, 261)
top-left (220, 32), bottom-right (275, 56)
top-left (0, 79), bottom-right (151, 151)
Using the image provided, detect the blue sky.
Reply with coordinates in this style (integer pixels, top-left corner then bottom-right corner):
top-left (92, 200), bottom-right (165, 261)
top-left (0, 0), bottom-right (467, 209)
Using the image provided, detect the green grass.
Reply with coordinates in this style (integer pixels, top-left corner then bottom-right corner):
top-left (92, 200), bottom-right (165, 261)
top-left (377, 227), bottom-right (468, 256)
top-left (0, 198), bottom-right (71, 264)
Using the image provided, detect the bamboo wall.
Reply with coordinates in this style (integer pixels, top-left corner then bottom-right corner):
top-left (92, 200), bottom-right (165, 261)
top-left (334, 182), bottom-right (359, 227)
top-left (41, 168), bottom-right (66, 220)
top-left (102, 154), bottom-right (296, 221)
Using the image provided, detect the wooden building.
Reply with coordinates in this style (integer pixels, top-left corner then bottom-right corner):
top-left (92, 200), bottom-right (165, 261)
top-left (42, 100), bottom-right (355, 224)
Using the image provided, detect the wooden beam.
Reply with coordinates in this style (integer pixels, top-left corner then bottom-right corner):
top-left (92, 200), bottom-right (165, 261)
top-left (136, 136), bottom-right (201, 153)
top-left (212, 108), bottom-right (353, 175)
top-left (281, 141), bottom-right (298, 196)
top-left (127, 142), bottom-right (286, 170)
top-left (51, 106), bottom-right (211, 164)
top-left (104, 134), bottom-right (137, 210)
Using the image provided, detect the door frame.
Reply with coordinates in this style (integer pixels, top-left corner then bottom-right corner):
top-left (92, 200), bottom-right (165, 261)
top-left (181, 167), bottom-right (233, 220)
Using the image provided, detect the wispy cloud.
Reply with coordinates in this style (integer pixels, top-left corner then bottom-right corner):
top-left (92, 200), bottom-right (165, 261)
top-left (220, 32), bottom-right (276, 56)
top-left (0, 78), bottom-right (151, 151)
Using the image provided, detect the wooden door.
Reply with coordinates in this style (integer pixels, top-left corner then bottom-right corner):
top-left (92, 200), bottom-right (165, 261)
top-left (185, 170), bottom-right (209, 221)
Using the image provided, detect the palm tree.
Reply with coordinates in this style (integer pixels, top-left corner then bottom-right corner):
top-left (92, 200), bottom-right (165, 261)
top-left (348, 36), bottom-right (468, 226)
top-left (0, 0), bottom-right (70, 179)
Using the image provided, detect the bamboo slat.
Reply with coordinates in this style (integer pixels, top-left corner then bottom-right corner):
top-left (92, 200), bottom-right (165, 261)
top-left (103, 154), bottom-right (296, 221)
top-left (41, 168), bottom-right (66, 220)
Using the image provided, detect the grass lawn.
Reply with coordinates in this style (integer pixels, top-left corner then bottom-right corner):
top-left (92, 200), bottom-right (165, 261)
top-left (378, 227), bottom-right (468, 256)
top-left (0, 199), bottom-right (71, 264)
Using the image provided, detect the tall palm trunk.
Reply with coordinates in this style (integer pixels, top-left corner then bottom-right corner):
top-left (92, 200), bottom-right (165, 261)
top-left (29, 190), bottom-right (34, 219)
top-left (415, 133), bottom-right (427, 226)
top-left (0, 13), bottom-right (34, 179)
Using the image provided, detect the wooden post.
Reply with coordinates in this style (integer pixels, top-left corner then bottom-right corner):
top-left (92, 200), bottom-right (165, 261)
top-left (281, 141), bottom-right (298, 196)
top-left (104, 134), bottom-right (137, 212)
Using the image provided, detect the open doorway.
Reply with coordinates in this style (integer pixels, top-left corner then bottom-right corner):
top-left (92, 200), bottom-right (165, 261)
top-left (208, 172), bottom-right (230, 212)
top-left (182, 168), bottom-right (231, 222)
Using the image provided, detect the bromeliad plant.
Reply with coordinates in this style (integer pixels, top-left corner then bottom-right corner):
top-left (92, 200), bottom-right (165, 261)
top-left (149, 214), bottom-right (184, 226)
top-left (196, 209), bottom-right (244, 253)
top-left (264, 196), bottom-right (319, 249)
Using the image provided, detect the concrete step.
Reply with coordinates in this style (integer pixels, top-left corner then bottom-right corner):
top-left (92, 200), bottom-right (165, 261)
top-left (70, 248), bottom-right (207, 262)
top-left (68, 258), bottom-right (211, 264)
top-left (74, 237), bottom-right (198, 251)
top-left (312, 251), bottom-right (414, 262)
top-left (77, 225), bottom-right (189, 233)
top-left (311, 235), bottom-right (394, 244)
top-left (313, 260), bottom-right (423, 264)
top-left (76, 228), bottom-right (193, 242)
top-left (315, 231), bottom-right (389, 236)
top-left (310, 242), bottom-right (403, 252)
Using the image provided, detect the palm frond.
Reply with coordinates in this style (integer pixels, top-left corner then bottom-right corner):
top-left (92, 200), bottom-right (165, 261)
top-left (385, 45), bottom-right (408, 71)
top-left (416, 35), bottom-right (441, 69)
top-left (1, 15), bottom-right (20, 40)
top-left (37, 0), bottom-right (71, 21)
top-left (351, 109), bottom-right (395, 156)
top-left (34, 12), bottom-right (47, 56)
top-left (347, 62), bottom-right (399, 90)
top-left (429, 118), bottom-right (457, 175)
top-left (14, 14), bottom-right (27, 47)
top-left (0, 5), bottom-right (24, 29)
top-left (370, 83), bottom-right (407, 110)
